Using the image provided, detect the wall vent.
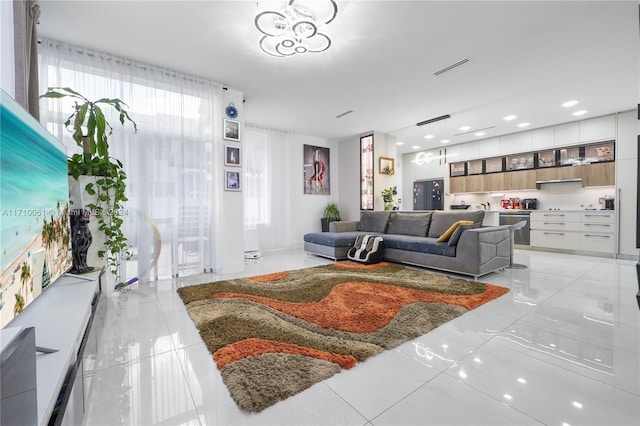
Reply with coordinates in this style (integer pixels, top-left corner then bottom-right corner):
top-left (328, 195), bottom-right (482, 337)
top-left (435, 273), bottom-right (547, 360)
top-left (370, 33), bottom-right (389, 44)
top-left (434, 58), bottom-right (470, 76)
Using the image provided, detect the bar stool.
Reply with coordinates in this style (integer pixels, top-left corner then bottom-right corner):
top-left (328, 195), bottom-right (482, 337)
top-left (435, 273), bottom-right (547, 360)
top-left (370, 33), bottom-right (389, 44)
top-left (507, 220), bottom-right (528, 269)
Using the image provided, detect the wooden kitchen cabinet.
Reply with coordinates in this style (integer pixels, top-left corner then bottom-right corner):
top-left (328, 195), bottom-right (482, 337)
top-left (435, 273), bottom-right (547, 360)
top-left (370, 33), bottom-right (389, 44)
top-left (466, 174), bottom-right (484, 192)
top-left (557, 166), bottom-right (583, 180)
top-left (504, 170), bottom-right (536, 190)
top-left (581, 162), bottom-right (615, 186)
top-left (483, 172), bottom-right (504, 191)
top-left (449, 176), bottom-right (466, 193)
top-left (535, 167), bottom-right (557, 182)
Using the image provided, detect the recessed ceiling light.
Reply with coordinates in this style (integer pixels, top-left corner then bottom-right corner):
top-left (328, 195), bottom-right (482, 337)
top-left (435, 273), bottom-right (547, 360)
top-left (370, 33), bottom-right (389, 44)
top-left (411, 145), bottom-right (421, 150)
top-left (503, 115), bottom-right (517, 121)
top-left (424, 134), bottom-right (434, 139)
top-left (572, 110), bottom-right (588, 116)
top-left (396, 141), bottom-right (405, 146)
top-left (517, 122), bottom-right (530, 128)
top-left (459, 126), bottom-right (471, 131)
top-left (440, 139), bottom-right (450, 144)
top-left (475, 131), bottom-right (485, 137)
top-left (562, 100), bottom-right (578, 108)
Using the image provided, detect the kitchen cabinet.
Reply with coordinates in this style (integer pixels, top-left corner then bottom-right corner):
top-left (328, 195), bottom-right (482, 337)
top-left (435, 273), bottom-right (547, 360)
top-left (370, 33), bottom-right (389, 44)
top-left (466, 174), bottom-right (484, 192)
top-left (504, 170), bottom-right (536, 190)
top-left (485, 157), bottom-right (503, 173)
top-left (449, 176), bottom-right (466, 193)
top-left (450, 162), bottom-right (466, 177)
top-left (467, 159), bottom-right (483, 175)
top-left (554, 122), bottom-right (580, 146)
top-left (557, 166), bottom-right (583, 180)
top-left (535, 167), bottom-right (558, 182)
top-left (530, 211), bottom-right (615, 254)
top-left (581, 162), bottom-right (615, 187)
top-left (579, 115), bottom-right (616, 142)
top-left (483, 172), bottom-right (504, 191)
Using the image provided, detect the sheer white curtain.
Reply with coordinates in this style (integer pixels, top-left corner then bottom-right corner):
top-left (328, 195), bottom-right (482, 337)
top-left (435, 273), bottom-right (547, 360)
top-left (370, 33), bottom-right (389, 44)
top-left (38, 38), bottom-right (223, 281)
top-left (244, 124), bottom-right (293, 251)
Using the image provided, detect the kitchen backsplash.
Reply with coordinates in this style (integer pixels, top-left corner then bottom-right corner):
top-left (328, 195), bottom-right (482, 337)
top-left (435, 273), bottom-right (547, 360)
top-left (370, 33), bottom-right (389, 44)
top-left (448, 181), bottom-right (615, 210)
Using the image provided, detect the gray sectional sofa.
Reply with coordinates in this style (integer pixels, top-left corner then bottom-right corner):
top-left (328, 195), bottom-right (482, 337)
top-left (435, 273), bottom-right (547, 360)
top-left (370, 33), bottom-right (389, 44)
top-left (303, 210), bottom-right (511, 278)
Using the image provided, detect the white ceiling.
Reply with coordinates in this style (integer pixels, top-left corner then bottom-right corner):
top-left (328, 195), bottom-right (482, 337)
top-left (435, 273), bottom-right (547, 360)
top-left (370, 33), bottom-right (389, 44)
top-left (37, 1), bottom-right (639, 155)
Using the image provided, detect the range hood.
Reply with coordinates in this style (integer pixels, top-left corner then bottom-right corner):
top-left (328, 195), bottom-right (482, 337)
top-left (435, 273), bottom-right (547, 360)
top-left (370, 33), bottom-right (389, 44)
top-left (535, 178), bottom-right (583, 184)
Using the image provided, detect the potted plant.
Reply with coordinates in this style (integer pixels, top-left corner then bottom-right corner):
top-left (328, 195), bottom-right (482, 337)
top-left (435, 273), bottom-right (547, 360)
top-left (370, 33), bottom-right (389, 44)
top-left (321, 201), bottom-right (341, 232)
top-left (40, 87), bottom-right (137, 290)
top-left (381, 187), bottom-right (397, 211)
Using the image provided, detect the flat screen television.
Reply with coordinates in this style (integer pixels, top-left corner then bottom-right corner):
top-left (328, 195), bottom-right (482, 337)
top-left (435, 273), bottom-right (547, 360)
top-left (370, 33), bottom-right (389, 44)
top-left (1, 89), bottom-right (72, 329)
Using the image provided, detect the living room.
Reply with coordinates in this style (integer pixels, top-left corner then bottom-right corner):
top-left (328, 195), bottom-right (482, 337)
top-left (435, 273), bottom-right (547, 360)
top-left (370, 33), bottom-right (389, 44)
top-left (1, 1), bottom-right (639, 426)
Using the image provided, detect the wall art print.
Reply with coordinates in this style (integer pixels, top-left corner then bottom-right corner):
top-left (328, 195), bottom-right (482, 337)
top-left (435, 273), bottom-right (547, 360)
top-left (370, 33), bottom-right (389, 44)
top-left (225, 170), bottom-right (241, 191)
top-left (225, 145), bottom-right (240, 167)
top-left (224, 119), bottom-right (240, 141)
top-left (303, 144), bottom-right (330, 195)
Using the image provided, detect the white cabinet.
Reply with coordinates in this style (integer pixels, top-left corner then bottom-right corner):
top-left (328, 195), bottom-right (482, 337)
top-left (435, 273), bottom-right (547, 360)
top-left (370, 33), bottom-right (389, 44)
top-left (500, 131), bottom-right (532, 155)
top-left (532, 126), bottom-right (555, 150)
top-left (579, 115), bottom-right (616, 143)
top-left (554, 122), bottom-right (580, 146)
top-left (530, 211), bottom-right (615, 254)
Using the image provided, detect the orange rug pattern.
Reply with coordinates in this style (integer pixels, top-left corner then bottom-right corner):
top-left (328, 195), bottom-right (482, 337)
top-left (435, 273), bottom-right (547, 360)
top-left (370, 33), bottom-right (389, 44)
top-left (177, 262), bottom-right (509, 412)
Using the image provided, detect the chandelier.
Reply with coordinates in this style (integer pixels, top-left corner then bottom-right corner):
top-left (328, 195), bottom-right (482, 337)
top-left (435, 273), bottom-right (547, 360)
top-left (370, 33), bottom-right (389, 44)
top-left (254, 0), bottom-right (338, 57)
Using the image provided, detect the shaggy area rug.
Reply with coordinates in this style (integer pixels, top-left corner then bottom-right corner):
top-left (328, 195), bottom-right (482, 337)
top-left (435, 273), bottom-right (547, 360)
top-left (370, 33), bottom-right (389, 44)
top-left (177, 261), bottom-right (509, 412)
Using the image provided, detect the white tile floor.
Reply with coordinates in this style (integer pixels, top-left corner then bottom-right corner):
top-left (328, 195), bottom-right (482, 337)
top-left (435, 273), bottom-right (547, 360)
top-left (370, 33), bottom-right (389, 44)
top-left (80, 249), bottom-right (640, 426)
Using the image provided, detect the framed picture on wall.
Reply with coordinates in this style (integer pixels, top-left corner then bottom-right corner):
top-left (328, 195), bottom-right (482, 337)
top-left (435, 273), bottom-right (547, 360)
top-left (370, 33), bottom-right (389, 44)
top-left (224, 119), bottom-right (240, 141)
top-left (303, 144), bottom-right (330, 195)
top-left (379, 156), bottom-right (394, 175)
top-left (225, 145), bottom-right (240, 167)
top-left (225, 170), bottom-right (241, 191)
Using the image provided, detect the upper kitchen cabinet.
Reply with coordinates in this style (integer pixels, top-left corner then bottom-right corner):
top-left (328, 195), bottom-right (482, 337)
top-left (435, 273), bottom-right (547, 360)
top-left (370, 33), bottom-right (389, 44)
top-left (506, 152), bottom-right (534, 171)
top-left (554, 122), bottom-right (580, 146)
top-left (579, 115), bottom-right (616, 142)
top-left (467, 159), bottom-right (483, 175)
top-left (532, 127), bottom-right (555, 150)
top-left (504, 169), bottom-right (536, 190)
top-left (581, 162), bottom-right (615, 187)
top-left (500, 132), bottom-right (532, 155)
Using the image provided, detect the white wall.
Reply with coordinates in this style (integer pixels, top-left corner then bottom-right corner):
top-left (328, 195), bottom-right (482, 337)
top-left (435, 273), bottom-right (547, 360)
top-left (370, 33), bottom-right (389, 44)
top-left (288, 134), bottom-right (340, 245)
top-left (338, 134), bottom-right (361, 221)
top-left (1, 0), bottom-right (15, 96)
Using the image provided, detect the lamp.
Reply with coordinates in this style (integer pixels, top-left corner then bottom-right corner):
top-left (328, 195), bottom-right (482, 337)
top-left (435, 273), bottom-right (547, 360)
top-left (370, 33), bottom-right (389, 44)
top-left (255, 0), bottom-right (338, 57)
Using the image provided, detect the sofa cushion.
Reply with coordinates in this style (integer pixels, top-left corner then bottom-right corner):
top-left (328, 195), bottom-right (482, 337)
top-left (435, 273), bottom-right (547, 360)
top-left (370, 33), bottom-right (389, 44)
top-left (436, 220), bottom-right (474, 243)
top-left (427, 210), bottom-right (485, 238)
top-left (448, 223), bottom-right (482, 246)
top-left (386, 212), bottom-right (432, 237)
top-left (383, 234), bottom-right (457, 257)
top-left (358, 211), bottom-right (391, 233)
top-left (304, 232), bottom-right (383, 248)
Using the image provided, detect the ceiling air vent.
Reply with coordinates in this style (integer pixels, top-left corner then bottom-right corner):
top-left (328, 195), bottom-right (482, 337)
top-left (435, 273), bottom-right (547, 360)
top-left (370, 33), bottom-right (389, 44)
top-left (434, 58), bottom-right (470, 76)
top-left (416, 114), bottom-right (451, 127)
top-left (336, 110), bottom-right (353, 118)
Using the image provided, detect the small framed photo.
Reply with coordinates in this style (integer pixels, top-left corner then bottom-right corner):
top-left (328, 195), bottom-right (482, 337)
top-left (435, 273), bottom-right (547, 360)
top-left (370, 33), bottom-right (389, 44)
top-left (225, 170), bottom-right (241, 191)
top-left (379, 156), bottom-right (395, 175)
top-left (224, 119), bottom-right (240, 141)
top-left (225, 145), bottom-right (240, 167)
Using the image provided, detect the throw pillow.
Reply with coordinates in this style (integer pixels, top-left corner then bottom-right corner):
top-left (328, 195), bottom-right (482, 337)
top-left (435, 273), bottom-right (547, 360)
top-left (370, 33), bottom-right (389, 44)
top-left (447, 223), bottom-right (481, 246)
top-left (427, 211), bottom-right (484, 238)
top-left (436, 220), bottom-right (474, 243)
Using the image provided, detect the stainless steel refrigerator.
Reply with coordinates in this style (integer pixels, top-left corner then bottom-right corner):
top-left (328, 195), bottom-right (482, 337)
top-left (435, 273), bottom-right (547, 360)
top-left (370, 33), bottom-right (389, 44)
top-left (413, 179), bottom-right (444, 210)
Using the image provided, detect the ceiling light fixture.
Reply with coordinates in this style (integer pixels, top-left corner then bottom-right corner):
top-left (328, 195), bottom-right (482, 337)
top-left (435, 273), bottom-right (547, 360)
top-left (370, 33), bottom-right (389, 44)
top-left (459, 126), bottom-right (471, 131)
top-left (475, 131), bottom-right (485, 136)
top-left (517, 122), bottom-right (530, 128)
top-left (440, 139), bottom-right (450, 144)
top-left (562, 100), bottom-right (579, 108)
top-left (396, 141), bottom-right (405, 146)
top-left (572, 110), bottom-right (588, 116)
top-left (411, 145), bottom-right (421, 150)
top-left (424, 134), bottom-right (434, 139)
top-left (255, 0), bottom-right (337, 57)
top-left (503, 115), bottom-right (517, 121)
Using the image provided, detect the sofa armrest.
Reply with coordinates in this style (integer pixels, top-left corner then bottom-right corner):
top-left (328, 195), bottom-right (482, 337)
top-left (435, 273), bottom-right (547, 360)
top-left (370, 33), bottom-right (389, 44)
top-left (329, 220), bottom-right (360, 232)
top-left (455, 226), bottom-right (511, 265)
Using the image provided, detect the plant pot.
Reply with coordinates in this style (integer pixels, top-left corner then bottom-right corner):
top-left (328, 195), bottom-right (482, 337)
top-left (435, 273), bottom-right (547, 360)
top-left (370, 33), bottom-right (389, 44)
top-left (321, 218), bottom-right (330, 232)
